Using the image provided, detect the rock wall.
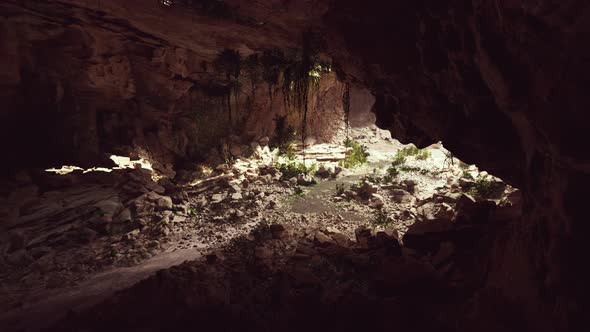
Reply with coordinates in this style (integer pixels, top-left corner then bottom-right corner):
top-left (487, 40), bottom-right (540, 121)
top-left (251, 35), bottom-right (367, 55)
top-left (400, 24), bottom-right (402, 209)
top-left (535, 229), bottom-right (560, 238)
top-left (2, 0), bottom-right (589, 330)
top-left (322, 0), bottom-right (590, 330)
top-left (0, 0), bottom-right (345, 177)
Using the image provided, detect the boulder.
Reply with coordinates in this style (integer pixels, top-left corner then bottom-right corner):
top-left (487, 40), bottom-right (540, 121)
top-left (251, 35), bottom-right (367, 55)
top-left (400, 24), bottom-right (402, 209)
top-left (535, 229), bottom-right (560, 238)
top-left (368, 193), bottom-right (385, 209)
top-left (402, 179), bottom-right (416, 193)
top-left (304, 136), bottom-right (317, 146)
top-left (358, 182), bottom-right (378, 199)
top-left (228, 184), bottom-right (242, 193)
top-left (458, 177), bottom-right (475, 189)
top-left (297, 174), bottom-right (316, 186)
top-left (156, 195), bottom-right (173, 211)
top-left (315, 231), bottom-right (336, 245)
top-left (270, 224), bottom-right (286, 239)
top-left (355, 226), bottom-right (372, 247)
top-left (229, 144), bottom-right (242, 157)
top-left (391, 189), bottom-right (415, 205)
top-left (115, 208), bottom-right (132, 222)
top-left (211, 193), bottom-right (225, 203)
top-left (315, 166), bottom-right (331, 178)
top-left (406, 202), bottom-right (456, 235)
top-left (94, 198), bottom-right (123, 221)
top-left (258, 136), bottom-right (270, 146)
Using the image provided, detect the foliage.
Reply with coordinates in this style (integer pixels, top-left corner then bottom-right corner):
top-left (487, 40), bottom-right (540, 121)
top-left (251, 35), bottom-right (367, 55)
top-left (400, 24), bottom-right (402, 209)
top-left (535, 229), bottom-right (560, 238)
top-left (384, 146), bottom-right (430, 177)
top-left (443, 150), bottom-right (455, 168)
top-left (243, 53), bottom-right (263, 96)
top-left (469, 176), bottom-right (505, 199)
top-left (462, 171), bottom-right (475, 180)
top-left (293, 186), bottom-right (304, 196)
top-left (459, 161), bottom-right (469, 170)
top-left (214, 49), bottom-right (242, 124)
top-left (391, 154), bottom-right (407, 167)
top-left (372, 210), bottom-right (392, 227)
top-left (251, 221), bottom-right (273, 241)
top-left (340, 138), bottom-right (369, 168)
top-left (396, 146), bottom-right (430, 160)
top-left (415, 149), bottom-right (431, 160)
top-left (273, 115), bottom-right (297, 157)
top-left (188, 207), bottom-right (197, 217)
top-left (214, 48), bottom-right (241, 79)
top-left (276, 158), bottom-right (317, 179)
top-left (399, 165), bottom-right (421, 172)
top-left (362, 168), bottom-right (383, 185)
top-left (342, 82), bottom-right (351, 140)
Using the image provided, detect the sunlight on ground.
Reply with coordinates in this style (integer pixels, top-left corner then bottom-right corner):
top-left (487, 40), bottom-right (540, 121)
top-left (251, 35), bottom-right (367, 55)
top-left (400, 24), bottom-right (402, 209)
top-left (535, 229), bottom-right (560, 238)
top-left (45, 155), bottom-right (154, 175)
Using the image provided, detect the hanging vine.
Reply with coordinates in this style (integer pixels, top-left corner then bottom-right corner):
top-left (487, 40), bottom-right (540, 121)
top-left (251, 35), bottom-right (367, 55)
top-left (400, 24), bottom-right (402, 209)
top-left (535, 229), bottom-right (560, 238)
top-left (260, 48), bottom-right (284, 113)
top-left (243, 53), bottom-right (262, 99)
top-left (214, 48), bottom-right (241, 126)
top-left (342, 81), bottom-right (351, 142)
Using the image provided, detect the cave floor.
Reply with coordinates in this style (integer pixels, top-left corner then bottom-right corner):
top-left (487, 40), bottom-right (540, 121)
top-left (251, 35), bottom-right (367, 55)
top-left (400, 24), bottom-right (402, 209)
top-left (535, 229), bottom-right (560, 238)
top-left (0, 128), bottom-right (514, 331)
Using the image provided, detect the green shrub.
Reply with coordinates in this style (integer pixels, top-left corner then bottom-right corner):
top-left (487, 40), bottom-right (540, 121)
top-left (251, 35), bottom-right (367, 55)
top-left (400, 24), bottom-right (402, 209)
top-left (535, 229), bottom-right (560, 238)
top-left (396, 146), bottom-right (430, 160)
top-left (399, 165), bottom-right (421, 173)
top-left (340, 139), bottom-right (369, 168)
top-left (372, 210), bottom-right (392, 226)
top-left (415, 150), bottom-right (431, 160)
top-left (398, 146), bottom-right (420, 157)
top-left (462, 171), bottom-right (475, 180)
top-left (276, 158), bottom-right (317, 179)
top-left (391, 154), bottom-right (406, 167)
top-left (469, 176), bottom-right (504, 199)
top-left (273, 115), bottom-right (297, 156)
top-left (293, 186), bottom-right (304, 196)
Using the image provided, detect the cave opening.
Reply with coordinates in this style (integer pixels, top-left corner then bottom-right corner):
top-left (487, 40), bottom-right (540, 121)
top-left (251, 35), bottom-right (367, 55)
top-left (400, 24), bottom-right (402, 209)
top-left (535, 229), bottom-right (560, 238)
top-left (0, 0), bottom-right (584, 331)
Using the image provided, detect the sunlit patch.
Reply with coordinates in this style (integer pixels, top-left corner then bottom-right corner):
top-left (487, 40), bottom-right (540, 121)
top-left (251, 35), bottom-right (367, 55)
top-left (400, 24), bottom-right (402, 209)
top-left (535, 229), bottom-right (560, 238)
top-left (45, 155), bottom-right (154, 175)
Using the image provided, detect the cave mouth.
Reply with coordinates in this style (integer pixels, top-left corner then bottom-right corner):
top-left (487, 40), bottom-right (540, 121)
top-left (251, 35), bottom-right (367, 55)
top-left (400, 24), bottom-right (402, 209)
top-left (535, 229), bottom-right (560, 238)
top-left (0, 103), bottom-right (519, 331)
top-left (0, 1), bottom-right (532, 331)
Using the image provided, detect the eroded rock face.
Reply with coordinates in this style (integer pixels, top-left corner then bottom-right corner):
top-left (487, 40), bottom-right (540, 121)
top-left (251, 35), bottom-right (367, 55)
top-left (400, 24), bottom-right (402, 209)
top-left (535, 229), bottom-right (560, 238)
top-left (1, 0), bottom-right (588, 330)
top-left (0, 0), bottom-right (343, 174)
top-left (321, 1), bottom-right (590, 330)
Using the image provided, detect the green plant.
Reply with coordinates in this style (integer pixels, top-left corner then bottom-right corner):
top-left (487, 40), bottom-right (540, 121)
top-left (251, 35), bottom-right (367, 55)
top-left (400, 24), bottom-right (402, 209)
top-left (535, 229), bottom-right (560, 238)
top-left (386, 164), bottom-right (400, 178)
top-left (273, 115), bottom-right (297, 156)
top-left (396, 146), bottom-right (430, 160)
top-left (469, 176), bottom-right (504, 199)
top-left (415, 149), bottom-right (431, 160)
top-left (372, 210), bottom-right (392, 227)
top-left (462, 171), bottom-right (475, 180)
top-left (340, 139), bottom-right (369, 168)
top-left (459, 161), bottom-right (469, 170)
top-left (399, 165), bottom-right (421, 173)
top-left (276, 158), bottom-right (317, 179)
top-left (398, 146), bottom-right (420, 157)
top-left (363, 169), bottom-right (383, 185)
top-left (443, 150), bottom-right (455, 168)
top-left (382, 174), bottom-right (394, 183)
top-left (293, 186), bottom-right (304, 196)
top-left (251, 221), bottom-right (272, 241)
top-left (391, 154), bottom-right (406, 167)
top-left (188, 207), bottom-right (197, 217)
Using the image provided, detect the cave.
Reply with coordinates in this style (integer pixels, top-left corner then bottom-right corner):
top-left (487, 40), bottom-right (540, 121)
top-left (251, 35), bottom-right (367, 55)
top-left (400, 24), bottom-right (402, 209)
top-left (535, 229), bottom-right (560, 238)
top-left (0, 1), bottom-right (588, 331)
